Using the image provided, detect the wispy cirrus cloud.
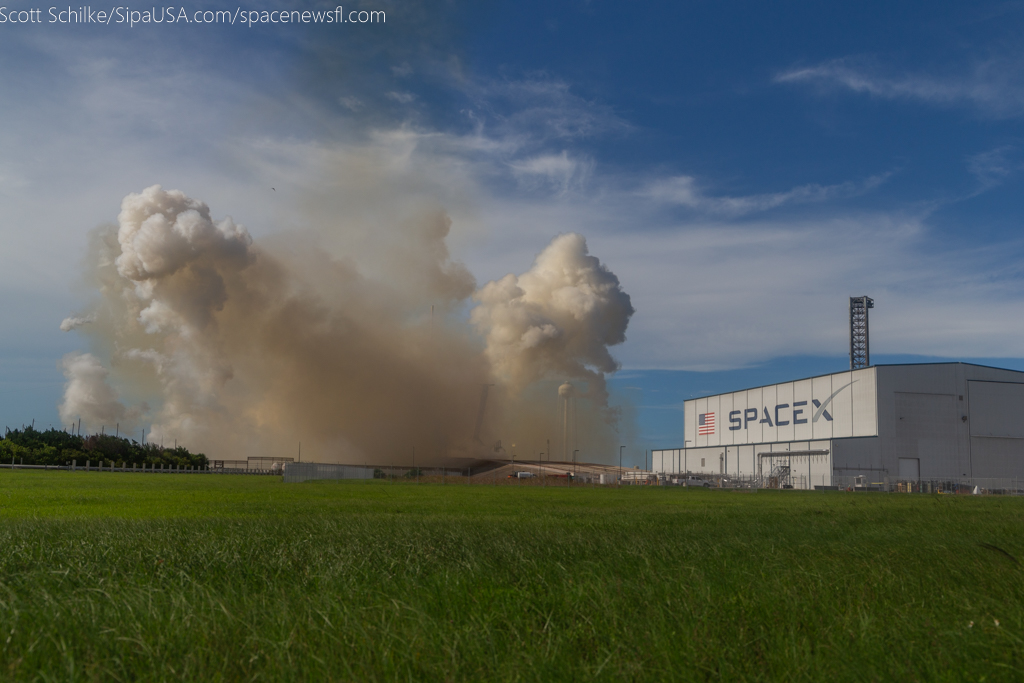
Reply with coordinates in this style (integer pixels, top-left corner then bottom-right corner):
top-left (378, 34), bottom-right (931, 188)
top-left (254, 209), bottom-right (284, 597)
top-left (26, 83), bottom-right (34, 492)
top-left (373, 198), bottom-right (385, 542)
top-left (640, 172), bottom-right (890, 217)
top-left (967, 146), bottom-right (1022, 190)
top-left (509, 151), bottom-right (593, 194)
top-left (463, 75), bottom-right (632, 143)
top-left (775, 57), bottom-right (1024, 118)
top-left (386, 91), bottom-right (417, 104)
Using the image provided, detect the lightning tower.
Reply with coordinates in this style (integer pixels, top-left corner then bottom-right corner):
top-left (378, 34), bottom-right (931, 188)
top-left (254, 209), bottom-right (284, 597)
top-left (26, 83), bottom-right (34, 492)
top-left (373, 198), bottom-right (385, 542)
top-left (849, 296), bottom-right (874, 370)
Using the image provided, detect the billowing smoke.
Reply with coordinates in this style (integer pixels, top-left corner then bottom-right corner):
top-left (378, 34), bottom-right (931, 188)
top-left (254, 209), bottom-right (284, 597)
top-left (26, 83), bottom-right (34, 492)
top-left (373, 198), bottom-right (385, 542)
top-left (59, 185), bottom-right (633, 464)
top-left (471, 233), bottom-right (634, 408)
top-left (58, 352), bottom-right (137, 427)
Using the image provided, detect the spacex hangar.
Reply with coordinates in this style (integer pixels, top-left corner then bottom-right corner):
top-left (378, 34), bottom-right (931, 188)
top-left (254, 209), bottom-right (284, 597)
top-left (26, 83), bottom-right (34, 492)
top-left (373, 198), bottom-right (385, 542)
top-left (652, 297), bottom-right (1024, 488)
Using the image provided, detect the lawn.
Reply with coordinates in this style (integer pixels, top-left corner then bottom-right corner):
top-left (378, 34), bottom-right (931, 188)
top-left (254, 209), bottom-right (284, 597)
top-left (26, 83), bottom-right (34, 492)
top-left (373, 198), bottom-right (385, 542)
top-left (0, 471), bottom-right (1021, 681)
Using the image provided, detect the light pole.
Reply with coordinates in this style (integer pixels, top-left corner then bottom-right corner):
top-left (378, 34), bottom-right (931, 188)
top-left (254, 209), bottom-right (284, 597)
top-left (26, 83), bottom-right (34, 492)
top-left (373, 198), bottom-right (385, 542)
top-left (619, 445), bottom-right (624, 486)
top-left (573, 449), bottom-right (579, 480)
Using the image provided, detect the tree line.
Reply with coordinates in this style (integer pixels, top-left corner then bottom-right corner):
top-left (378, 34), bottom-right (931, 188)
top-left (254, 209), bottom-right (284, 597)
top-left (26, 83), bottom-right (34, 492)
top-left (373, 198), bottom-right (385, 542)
top-left (1, 426), bottom-right (209, 468)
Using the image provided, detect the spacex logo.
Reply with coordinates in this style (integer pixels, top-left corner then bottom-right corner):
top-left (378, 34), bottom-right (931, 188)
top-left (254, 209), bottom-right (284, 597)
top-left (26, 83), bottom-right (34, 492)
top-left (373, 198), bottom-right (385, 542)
top-left (725, 381), bottom-right (856, 431)
top-left (811, 381), bottom-right (855, 422)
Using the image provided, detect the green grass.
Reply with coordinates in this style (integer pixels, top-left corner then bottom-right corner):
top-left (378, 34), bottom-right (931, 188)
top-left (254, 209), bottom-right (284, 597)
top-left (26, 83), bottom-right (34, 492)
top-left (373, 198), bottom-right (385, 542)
top-left (0, 472), bottom-right (1022, 681)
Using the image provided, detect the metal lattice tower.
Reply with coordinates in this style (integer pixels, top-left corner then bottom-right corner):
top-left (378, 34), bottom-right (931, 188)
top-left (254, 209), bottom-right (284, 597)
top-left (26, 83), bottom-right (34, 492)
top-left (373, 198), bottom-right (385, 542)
top-left (849, 296), bottom-right (874, 370)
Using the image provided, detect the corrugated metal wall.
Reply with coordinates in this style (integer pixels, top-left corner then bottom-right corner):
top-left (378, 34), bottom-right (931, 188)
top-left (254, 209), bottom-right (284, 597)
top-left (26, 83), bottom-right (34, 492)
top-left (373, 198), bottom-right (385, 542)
top-left (282, 462), bottom-right (374, 483)
top-left (968, 380), bottom-right (1024, 478)
top-left (893, 392), bottom-right (958, 479)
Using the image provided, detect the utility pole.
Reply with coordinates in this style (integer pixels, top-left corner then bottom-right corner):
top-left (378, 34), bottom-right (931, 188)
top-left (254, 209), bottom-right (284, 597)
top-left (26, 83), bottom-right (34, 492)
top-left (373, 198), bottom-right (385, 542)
top-left (619, 445), bottom-right (624, 487)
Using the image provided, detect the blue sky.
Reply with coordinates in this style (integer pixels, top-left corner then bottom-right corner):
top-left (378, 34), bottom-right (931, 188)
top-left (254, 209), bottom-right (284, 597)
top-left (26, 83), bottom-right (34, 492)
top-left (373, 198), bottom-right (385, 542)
top-left (1, 0), bottom-right (1023, 462)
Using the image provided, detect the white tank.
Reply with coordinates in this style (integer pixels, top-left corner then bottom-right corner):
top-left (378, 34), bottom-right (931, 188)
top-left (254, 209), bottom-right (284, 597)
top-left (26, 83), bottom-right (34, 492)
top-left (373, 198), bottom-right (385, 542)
top-left (558, 382), bottom-right (575, 398)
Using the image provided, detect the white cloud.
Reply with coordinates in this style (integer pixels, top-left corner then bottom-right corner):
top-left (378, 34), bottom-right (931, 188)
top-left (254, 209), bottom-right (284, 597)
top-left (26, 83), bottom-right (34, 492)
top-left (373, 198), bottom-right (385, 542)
top-left (776, 57), bottom-right (1024, 118)
top-left (595, 215), bottom-right (1024, 369)
top-left (339, 96), bottom-right (364, 112)
top-left (464, 75), bottom-right (631, 142)
top-left (967, 146), bottom-right (1020, 190)
top-left (386, 91), bottom-right (416, 104)
top-left (641, 173), bottom-right (890, 216)
top-left (509, 151), bottom-right (593, 194)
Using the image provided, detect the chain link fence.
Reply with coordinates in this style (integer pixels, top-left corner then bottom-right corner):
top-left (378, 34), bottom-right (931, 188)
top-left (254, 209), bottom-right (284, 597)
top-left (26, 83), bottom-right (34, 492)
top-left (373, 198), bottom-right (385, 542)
top-left (826, 475), bottom-right (1024, 495)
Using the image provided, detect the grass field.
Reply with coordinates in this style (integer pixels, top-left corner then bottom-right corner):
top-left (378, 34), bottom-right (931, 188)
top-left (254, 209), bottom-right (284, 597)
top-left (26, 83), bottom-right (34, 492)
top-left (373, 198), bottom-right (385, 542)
top-left (0, 472), bottom-right (1022, 681)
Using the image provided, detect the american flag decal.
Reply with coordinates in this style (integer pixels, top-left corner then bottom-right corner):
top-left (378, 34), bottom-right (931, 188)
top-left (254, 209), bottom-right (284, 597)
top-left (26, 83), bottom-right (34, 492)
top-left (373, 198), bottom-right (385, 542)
top-left (698, 412), bottom-right (715, 435)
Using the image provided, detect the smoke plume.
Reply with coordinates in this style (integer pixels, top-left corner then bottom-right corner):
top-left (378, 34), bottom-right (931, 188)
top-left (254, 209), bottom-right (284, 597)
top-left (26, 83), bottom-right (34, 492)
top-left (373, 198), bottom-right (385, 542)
top-left (58, 352), bottom-right (134, 427)
top-left (59, 185), bottom-right (633, 464)
top-left (471, 233), bottom-right (634, 408)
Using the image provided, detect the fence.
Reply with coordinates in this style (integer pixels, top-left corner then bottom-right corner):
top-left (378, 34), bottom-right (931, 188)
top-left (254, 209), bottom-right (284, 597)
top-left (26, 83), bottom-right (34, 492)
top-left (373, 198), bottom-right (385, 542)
top-left (827, 475), bottom-right (1024, 495)
top-left (1, 460), bottom-right (209, 473)
top-left (649, 470), bottom-right (1024, 495)
top-left (0, 460), bottom-right (269, 474)
top-left (659, 473), bottom-right (759, 489)
top-left (6, 458), bottom-right (1022, 494)
top-left (280, 465), bottom-right (639, 486)
top-left (282, 465), bottom-right (607, 486)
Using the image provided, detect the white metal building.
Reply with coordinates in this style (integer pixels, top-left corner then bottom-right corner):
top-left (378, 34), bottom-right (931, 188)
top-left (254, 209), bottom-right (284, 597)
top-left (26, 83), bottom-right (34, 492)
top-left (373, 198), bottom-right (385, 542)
top-left (652, 363), bottom-right (1024, 488)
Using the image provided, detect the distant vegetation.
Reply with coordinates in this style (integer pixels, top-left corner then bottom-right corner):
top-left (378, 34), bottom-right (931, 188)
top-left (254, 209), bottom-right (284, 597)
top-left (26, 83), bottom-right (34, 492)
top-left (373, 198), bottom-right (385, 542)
top-left (0, 426), bottom-right (208, 468)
